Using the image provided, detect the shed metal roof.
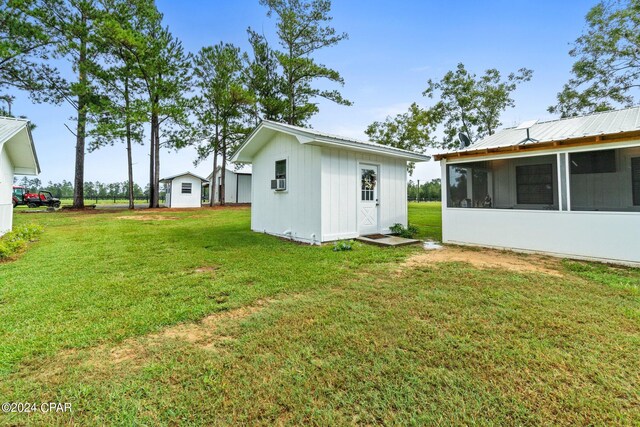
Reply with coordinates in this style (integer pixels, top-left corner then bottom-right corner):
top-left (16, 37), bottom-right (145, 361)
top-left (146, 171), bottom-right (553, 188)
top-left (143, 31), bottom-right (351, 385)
top-left (159, 171), bottom-right (208, 183)
top-left (436, 106), bottom-right (640, 160)
top-left (232, 120), bottom-right (431, 163)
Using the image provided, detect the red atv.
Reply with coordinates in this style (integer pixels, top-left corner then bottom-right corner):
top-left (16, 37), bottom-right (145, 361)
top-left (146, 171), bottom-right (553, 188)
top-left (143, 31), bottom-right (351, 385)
top-left (12, 186), bottom-right (27, 208)
top-left (13, 186), bottom-right (61, 209)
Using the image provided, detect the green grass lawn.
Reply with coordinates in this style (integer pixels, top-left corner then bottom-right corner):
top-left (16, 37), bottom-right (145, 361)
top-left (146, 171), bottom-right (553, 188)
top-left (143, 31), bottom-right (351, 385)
top-left (408, 201), bottom-right (442, 240)
top-left (1, 203), bottom-right (639, 425)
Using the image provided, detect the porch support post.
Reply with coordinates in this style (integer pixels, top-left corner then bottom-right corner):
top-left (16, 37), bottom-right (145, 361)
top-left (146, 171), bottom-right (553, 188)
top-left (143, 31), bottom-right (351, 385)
top-left (558, 153), bottom-right (568, 211)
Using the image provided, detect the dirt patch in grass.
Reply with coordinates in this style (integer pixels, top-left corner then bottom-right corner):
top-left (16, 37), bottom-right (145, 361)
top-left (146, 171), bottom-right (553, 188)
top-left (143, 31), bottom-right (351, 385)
top-left (158, 299), bottom-right (273, 345)
top-left (144, 205), bottom-right (250, 213)
top-left (404, 245), bottom-right (564, 277)
top-left (194, 266), bottom-right (219, 273)
top-left (116, 215), bottom-right (179, 221)
top-left (76, 298), bottom-right (281, 371)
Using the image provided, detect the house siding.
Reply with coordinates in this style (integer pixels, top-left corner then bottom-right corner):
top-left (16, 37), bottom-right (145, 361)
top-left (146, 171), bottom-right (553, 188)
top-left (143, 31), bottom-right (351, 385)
top-left (441, 147), bottom-right (640, 266)
top-left (0, 145), bottom-right (14, 235)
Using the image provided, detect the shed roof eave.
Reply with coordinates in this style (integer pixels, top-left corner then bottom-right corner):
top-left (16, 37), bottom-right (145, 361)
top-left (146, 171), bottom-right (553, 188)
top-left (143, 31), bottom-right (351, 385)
top-left (232, 120), bottom-right (431, 162)
top-left (4, 125), bottom-right (40, 174)
top-left (159, 172), bottom-right (208, 182)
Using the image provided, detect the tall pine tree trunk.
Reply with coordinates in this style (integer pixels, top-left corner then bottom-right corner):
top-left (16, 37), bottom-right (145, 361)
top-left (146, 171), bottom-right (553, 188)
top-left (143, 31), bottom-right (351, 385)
top-left (73, 13), bottom-right (88, 209)
top-left (220, 121), bottom-right (227, 206)
top-left (209, 110), bottom-right (219, 206)
top-left (153, 118), bottom-right (160, 208)
top-left (125, 76), bottom-right (134, 210)
top-left (210, 145), bottom-right (217, 207)
top-left (148, 108), bottom-right (156, 208)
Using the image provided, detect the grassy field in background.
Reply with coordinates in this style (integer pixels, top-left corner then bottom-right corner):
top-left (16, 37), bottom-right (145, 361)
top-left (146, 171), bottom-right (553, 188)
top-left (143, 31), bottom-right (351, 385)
top-left (1, 203), bottom-right (638, 425)
top-left (408, 201), bottom-right (442, 240)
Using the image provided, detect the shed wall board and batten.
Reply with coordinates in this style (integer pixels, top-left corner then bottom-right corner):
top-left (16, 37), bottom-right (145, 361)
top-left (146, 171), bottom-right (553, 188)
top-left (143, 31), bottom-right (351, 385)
top-left (320, 148), bottom-right (408, 241)
top-left (251, 131), bottom-right (322, 243)
top-left (235, 120), bottom-right (428, 244)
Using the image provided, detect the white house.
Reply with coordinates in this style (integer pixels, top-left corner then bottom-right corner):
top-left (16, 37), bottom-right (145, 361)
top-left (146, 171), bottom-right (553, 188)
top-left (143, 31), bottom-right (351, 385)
top-left (204, 165), bottom-right (252, 204)
top-left (160, 172), bottom-right (207, 208)
top-left (0, 117), bottom-right (40, 235)
top-left (231, 120), bottom-right (430, 244)
top-left (435, 106), bottom-right (640, 266)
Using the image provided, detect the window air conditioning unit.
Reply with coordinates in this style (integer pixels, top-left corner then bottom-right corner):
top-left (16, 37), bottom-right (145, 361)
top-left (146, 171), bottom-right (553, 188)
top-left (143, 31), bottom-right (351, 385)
top-left (271, 179), bottom-right (286, 191)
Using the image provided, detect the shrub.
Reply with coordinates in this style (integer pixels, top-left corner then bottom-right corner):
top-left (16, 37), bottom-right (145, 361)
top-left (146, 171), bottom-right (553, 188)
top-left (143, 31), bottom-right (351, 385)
top-left (389, 223), bottom-right (419, 238)
top-left (0, 223), bottom-right (44, 260)
top-left (333, 240), bottom-right (354, 252)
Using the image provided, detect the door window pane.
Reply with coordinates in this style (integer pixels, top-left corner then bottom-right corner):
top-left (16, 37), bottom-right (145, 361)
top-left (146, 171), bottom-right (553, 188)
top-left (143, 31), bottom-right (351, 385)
top-left (361, 168), bottom-right (376, 201)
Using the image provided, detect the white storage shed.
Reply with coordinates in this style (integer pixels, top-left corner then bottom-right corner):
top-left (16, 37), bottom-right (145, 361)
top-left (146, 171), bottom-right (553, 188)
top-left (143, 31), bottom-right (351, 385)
top-left (205, 165), bottom-right (252, 204)
top-left (160, 172), bottom-right (207, 208)
top-left (0, 117), bottom-right (39, 236)
top-left (435, 106), bottom-right (640, 266)
top-left (232, 120), bottom-right (430, 244)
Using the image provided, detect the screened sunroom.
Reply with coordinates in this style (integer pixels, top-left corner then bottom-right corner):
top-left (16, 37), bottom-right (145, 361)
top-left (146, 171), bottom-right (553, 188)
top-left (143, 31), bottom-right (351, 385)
top-left (446, 146), bottom-right (640, 212)
top-left (435, 106), bottom-right (640, 265)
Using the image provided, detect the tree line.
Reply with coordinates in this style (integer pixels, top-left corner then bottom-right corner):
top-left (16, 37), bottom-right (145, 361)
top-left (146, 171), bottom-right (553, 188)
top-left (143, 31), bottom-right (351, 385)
top-left (1, 0), bottom-right (351, 209)
top-left (2, 0), bottom-right (638, 209)
top-left (408, 179), bottom-right (441, 202)
top-left (14, 177), bottom-right (151, 200)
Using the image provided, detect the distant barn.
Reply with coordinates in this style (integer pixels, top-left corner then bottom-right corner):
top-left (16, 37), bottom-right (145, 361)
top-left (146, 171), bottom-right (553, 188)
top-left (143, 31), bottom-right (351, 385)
top-left (204, 165), bottom-right (252, 204)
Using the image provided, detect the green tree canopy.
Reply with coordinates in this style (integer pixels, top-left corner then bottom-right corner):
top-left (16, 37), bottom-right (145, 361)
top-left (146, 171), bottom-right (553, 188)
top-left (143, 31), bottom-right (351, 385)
top-left (259, 0), bottom-right (351, 126)
top-left (423, 63), bottom-right (532, 149)
top-left (549, 0), bottom-right (640, 117)
top-left (365, 103), bottom-right (438, 174)
top-left (245, 28), bottom-right (287, 124)
top-left (103, 0), bottom-right (191, 207)
top-left (0, 0), bottom-right (54, 96)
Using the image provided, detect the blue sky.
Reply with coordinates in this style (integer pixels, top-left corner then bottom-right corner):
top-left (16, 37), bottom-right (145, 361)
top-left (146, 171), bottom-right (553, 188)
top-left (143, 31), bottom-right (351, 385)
top-left (9, 0), bottom-right (596, 185)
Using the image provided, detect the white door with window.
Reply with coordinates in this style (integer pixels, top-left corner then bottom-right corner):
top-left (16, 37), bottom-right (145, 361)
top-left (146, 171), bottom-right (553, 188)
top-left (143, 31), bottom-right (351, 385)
top-left (358, 164), bottom-right (379, 235)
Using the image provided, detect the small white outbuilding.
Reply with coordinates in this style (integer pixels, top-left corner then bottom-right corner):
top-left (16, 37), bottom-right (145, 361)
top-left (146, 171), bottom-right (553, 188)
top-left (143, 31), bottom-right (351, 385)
top-left (204, 165), bottom-right (252, 204)
top-left (0, 117), bottom-right (39, 236)
top-left (160, 172), bottom-right (207, 208)
top-left (231, 120), bottom-right (430, 244)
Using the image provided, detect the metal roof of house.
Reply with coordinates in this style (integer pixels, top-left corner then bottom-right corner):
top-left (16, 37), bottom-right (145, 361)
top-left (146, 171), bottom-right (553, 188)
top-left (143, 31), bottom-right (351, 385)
top-left (435, 106), bottom-right (640, 160)
top-left (0, 116), bottom-right (40, 175)
top-left (159, 171), bottom-right (208, 183)
top-left (232, 120), bottom-right (431, 163)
